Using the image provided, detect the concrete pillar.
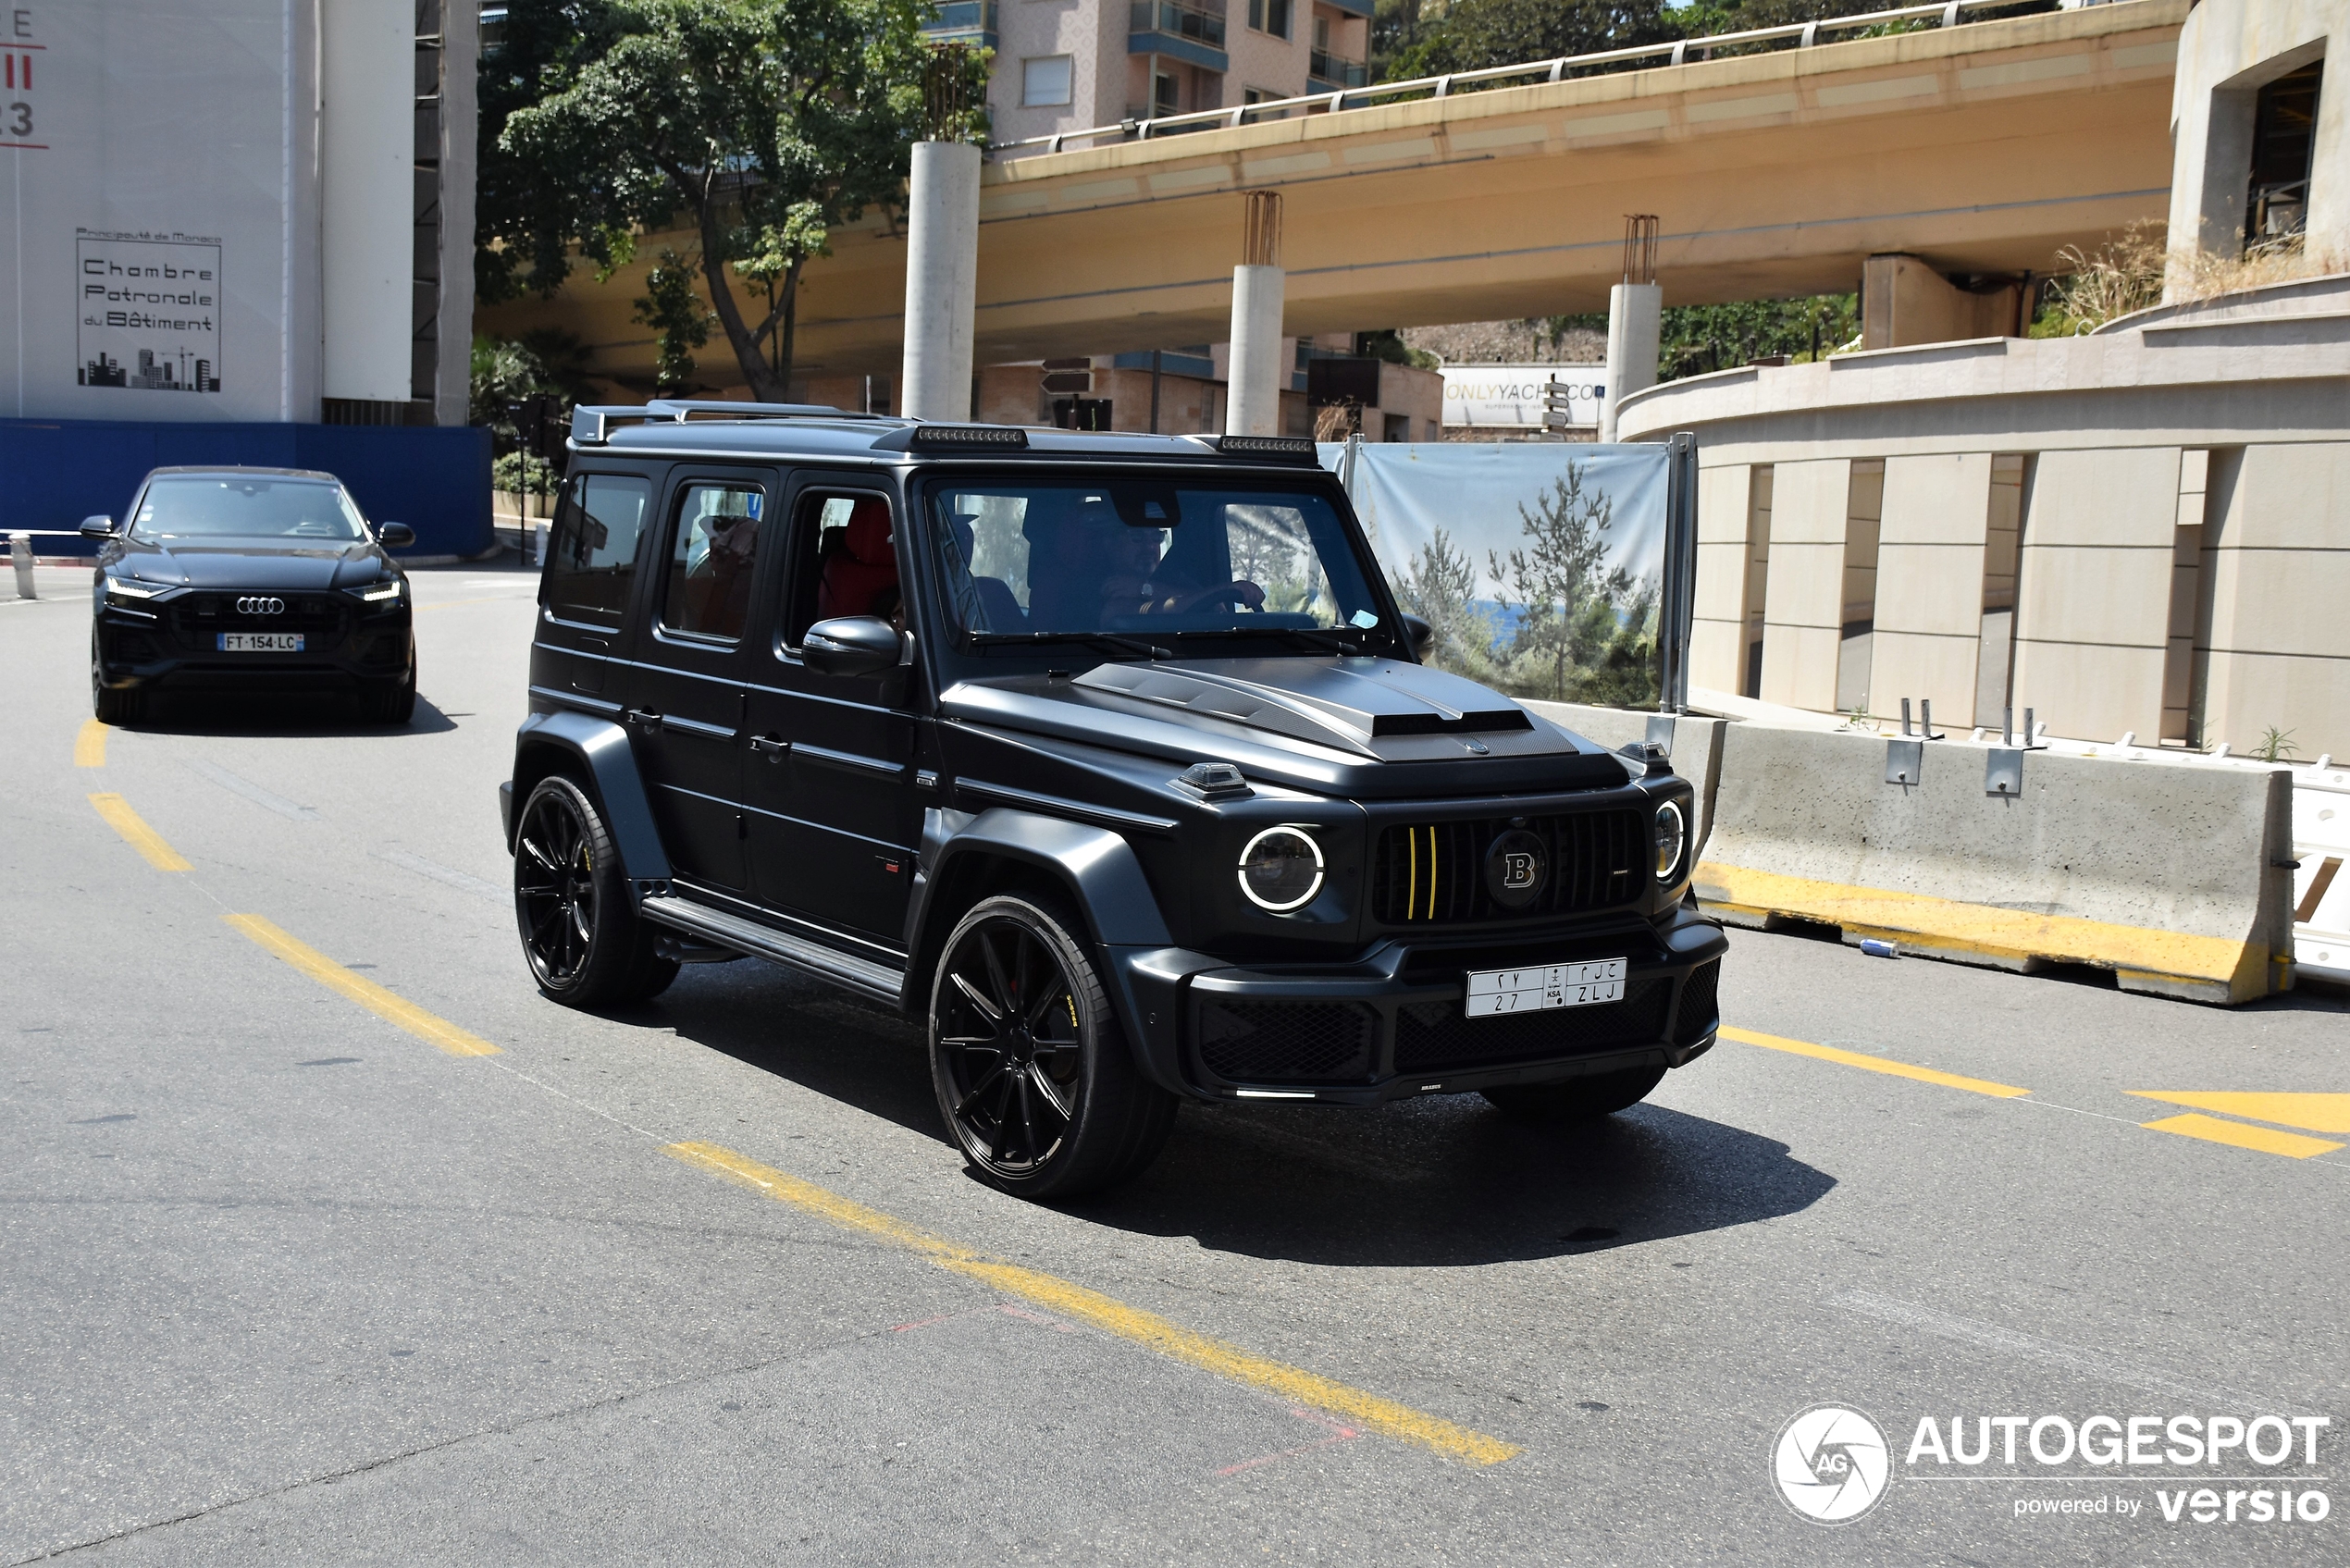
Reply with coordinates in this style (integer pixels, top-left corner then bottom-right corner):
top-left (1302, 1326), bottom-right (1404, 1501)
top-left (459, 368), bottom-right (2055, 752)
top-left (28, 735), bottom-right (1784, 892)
top-left (1599, 283), bottom-right (1660, 443)
top-left (319, 0), bottom-right (416, 406)
top-left (1861, 254), bottom-right (2024, 349)
top-left (899, 142), bottom-right (982, 422)
top-left (1225, 265), bottom-right (1287, 437)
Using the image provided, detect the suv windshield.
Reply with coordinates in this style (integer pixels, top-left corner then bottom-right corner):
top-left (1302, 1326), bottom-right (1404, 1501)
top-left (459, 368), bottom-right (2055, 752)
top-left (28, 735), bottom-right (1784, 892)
top-left (927, 477), bottom-right (1383, 644)
top-left (132, 476), bottom-right (370, 541)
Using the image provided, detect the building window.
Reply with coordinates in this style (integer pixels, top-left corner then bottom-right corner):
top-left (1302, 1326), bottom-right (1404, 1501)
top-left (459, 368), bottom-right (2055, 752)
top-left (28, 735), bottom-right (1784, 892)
top-left (1247, 0), bottom-right (1292, 40)
top-left (1155, 71), bottom-right (1180, 115)
top-left (1021, 55), bottom-right (1072, 107)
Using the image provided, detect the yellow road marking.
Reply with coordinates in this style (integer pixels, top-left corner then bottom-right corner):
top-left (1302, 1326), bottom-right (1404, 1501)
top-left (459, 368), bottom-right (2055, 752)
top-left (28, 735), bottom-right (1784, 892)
top-left (2138, 1113), bottom-right (2344, 1160)
top-left (1721, 1025), bottom-right (2031, 1099)
top-left (75, 720), bottom-right (108, 768)
top-left (88, 793), bottom-right (191, 871)
top-left (223, 914), bottom-right (501, 1056)
top-left (2128, 1092), bottom-right (2350, 1135)
top-left (665, 1141), bottom-right (1520, 1467)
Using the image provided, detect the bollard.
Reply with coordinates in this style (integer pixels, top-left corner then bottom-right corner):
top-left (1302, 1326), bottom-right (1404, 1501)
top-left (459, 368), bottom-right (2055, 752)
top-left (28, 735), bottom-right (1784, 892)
top-left (8, 533), bottom-right (33, 599)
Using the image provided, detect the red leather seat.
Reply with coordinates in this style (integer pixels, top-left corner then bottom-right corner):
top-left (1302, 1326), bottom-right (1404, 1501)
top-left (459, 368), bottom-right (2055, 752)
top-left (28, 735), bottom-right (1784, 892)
top-left (815, 498), bottom-right (897, 621)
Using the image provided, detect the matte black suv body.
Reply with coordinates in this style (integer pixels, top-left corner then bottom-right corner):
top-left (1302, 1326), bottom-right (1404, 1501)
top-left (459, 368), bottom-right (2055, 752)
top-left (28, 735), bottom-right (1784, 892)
top-left (86, 466), bottom-right (418, 724)
top-left (501, 403), bottom-right (1725, 1197)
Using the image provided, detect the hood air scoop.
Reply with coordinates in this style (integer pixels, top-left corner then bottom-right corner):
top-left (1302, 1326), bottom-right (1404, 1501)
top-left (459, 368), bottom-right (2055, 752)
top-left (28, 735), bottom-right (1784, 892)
top-left (1072, 657), bottom-right (1550, 760)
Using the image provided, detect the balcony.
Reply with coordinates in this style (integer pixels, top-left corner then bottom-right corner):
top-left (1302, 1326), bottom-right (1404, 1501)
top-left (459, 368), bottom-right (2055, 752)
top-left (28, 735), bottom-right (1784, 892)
top-left (923, 0), bottom-right (998, 47)
top-left (1130, 0), bottom-right (1230, 74)
top-left (1308, 48), bottom-right (1367, 91)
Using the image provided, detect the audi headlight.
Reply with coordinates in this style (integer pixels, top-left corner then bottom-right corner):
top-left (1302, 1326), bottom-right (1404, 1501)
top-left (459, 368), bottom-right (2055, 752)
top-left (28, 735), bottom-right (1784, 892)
top-left (1654, 800), bottom-right (1688, 883)
top-left (355, 579), bottom-right (403, 602)
top-left (1237, 826), bottom-right (1325, 912)
top-left (105, 575), bottom-right (167, 600)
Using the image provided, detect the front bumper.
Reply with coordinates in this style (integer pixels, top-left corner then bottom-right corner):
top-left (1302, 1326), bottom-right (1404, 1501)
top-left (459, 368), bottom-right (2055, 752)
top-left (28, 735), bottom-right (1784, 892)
top-left (1107, 906), bottom-right (1727, 1105)
top-left (94, 601), bottom-right (412, 694)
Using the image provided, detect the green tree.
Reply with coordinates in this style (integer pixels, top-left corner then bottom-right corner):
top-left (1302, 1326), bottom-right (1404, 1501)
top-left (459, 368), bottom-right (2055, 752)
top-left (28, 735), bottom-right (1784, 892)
top-left (1389, 527), bottom-right (1507, 686)
top-left (1488, 463), bottom-right (1651, 703)
top-left (1384, 0), bottom-right (1676, 80)
top-left (476, 0), bottom-right (625, 307)
top-left (492, 0), bottom-right (983, 401)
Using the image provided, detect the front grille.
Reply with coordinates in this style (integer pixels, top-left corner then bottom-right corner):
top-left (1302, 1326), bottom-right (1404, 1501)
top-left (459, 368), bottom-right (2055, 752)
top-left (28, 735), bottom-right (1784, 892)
top-left (1197, 999), bottom-right (1376, 1083)
top-left (170, 592), bottom-right (349, 649)
top-left (1370, 808), bottom-right (1648, 925)
top-left (1674, 960), bottom-right (1721, 1048)
top-left (1393, 980), bottom-right (1670, 1073)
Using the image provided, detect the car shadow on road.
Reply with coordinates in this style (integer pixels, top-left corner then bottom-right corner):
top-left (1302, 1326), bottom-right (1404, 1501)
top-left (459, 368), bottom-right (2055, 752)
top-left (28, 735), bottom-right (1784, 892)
top-left (649, 962), bottom-right (1837, 1269)
top-left (121, 690), bottom-right (459, 736)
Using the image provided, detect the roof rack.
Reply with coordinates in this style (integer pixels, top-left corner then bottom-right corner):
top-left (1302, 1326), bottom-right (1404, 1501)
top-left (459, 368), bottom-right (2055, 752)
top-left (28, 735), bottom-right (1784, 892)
top-left (571, 400), bottom-right (897, 446)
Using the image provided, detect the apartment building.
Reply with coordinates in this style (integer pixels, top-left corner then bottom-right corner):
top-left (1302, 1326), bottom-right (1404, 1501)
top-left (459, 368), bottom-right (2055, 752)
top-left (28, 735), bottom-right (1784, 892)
top-left (931, 0), bottom-right (1372, 147)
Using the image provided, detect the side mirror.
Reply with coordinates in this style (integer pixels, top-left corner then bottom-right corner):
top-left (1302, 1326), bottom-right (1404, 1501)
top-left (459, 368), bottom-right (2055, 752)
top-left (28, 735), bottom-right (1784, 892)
top-left (1401, 613), bottom-right (1435, 660)
top-left (803, 615), bottom-right (903, 678)
top-left (79, 515), bottom-right (117, 540)
top-left (377, 522), bottom-right (416, 549)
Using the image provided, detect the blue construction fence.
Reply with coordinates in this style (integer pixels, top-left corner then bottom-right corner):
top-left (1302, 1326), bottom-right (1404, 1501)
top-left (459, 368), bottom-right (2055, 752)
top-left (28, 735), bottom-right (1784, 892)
top-left (0, 418), bottom-right (493, 561)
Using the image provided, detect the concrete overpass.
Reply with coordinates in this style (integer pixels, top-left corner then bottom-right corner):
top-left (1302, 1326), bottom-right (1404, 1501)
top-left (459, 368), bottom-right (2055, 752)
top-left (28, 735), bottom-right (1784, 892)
top-left (482, 0), bottom-right (2188, 386)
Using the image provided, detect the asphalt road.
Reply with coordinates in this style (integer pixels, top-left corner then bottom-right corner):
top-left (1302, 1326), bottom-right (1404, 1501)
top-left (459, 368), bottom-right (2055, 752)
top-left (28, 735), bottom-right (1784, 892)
top-left (5, 561), bottom-right (2347, 1565)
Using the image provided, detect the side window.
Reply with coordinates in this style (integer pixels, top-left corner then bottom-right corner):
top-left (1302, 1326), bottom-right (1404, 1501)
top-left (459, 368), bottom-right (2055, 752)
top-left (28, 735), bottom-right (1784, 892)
top-left (660, 482), bottom-right (765, 642)
top-left (545, 473), bottom-right (652, 623)
top-left (783, 491), bottom-right (899, 648)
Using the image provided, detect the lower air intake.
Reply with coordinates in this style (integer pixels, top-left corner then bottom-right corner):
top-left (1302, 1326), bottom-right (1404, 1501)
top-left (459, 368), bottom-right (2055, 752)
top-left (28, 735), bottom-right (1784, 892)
top-left (1197, 1000), bottom-right (1376, 1083)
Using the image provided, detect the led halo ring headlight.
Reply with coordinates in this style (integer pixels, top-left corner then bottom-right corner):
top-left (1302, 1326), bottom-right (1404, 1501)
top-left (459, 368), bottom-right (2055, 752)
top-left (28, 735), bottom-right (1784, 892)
top-left (1654, 799), bottom-right (1688, 883)
top-left (1237, 826), bottom-right (1325, 912)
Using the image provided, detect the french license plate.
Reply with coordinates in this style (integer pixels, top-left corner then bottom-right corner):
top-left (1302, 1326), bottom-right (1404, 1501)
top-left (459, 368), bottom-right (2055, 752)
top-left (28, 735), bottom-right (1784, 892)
top-left (217, 632), bottom-right (303, 653)
top-left (1465, 958), bottom-right (1627, 1018)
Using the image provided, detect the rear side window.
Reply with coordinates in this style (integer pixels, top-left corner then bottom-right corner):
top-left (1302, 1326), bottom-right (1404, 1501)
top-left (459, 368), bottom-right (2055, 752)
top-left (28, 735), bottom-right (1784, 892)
top-left (546, 473), bottom-right (653, 623)
top-left (660, 483), bottom-right (764, 641)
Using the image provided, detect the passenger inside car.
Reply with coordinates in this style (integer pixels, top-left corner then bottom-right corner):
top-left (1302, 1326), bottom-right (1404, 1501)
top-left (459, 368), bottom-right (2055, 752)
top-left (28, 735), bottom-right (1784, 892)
top-left (815, 496), bottom-right (897, 621)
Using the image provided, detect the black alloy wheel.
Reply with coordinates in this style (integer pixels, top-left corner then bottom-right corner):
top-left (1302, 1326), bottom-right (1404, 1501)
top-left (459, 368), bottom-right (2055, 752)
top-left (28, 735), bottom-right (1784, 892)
top-left (362, 642), bottom-right (417, 725)
top-left (512, 774), bottom-right (676, 1006)
top-left (1482, 1062), bottom-right (1667, 1127)
top-left (928, 895), bottom-right (1175, 1200)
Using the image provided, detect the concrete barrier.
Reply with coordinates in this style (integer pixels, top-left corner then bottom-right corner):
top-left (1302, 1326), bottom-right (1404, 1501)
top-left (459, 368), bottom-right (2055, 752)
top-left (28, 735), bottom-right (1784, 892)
top-left (1693, 724), bottom-right (2296, 1004)
top-left (1524, 701), bottom-right (1728, 858)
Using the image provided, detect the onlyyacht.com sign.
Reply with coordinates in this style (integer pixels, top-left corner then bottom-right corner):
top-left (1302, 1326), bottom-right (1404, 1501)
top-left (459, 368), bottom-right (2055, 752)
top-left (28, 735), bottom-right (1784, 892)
top-left (1440, 364), bottom-right (1604, 430)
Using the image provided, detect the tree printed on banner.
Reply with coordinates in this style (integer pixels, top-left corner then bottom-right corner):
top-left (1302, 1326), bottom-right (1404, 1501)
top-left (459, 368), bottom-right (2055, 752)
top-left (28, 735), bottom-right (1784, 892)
top-left (1387, 458), bottom-right (1660, 706)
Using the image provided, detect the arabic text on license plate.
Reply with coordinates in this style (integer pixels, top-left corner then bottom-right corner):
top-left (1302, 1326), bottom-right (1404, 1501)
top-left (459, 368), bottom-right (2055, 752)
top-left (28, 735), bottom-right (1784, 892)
top-left (217, 633), bottom-right (304, 653)
top-left (1464, 958), bottom-right (1627, 1018)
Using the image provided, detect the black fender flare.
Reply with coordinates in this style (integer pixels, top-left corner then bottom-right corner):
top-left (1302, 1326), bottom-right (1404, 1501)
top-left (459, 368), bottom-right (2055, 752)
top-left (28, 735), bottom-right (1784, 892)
top-left (505, 710), bottom-right (672, 883)
top-left (905, 807), bottom-right (1184, 1091)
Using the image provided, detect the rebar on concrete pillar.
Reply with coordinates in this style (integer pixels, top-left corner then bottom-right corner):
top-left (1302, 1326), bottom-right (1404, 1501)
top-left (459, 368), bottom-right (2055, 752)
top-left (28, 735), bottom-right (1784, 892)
top-left (1226, 191), bottom-right (1286, 437)
top-left (1600, 214), bottom-right (1662, 444)
top-left (900, 141), bottom-right (982, 422)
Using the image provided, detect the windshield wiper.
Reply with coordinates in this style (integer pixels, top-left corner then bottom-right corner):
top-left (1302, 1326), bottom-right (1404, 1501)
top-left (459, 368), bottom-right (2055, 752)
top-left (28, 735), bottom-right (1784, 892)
top-left (1168, 625), bottom-right (1365, 656)
top-left (966, 630), bottom-right (1172, 661)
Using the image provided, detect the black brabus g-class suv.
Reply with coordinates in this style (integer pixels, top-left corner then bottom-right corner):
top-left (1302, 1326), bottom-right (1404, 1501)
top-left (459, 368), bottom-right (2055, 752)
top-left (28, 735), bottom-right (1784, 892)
top-left (502, 402), bottom-right (1725, 1198)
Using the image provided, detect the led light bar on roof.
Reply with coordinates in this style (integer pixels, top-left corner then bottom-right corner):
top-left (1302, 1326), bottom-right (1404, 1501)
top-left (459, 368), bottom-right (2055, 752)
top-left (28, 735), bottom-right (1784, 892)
top-left (1213, 435), bottom-right (1319, 461)
top-left (907, 424), bottom-right (1030, 450)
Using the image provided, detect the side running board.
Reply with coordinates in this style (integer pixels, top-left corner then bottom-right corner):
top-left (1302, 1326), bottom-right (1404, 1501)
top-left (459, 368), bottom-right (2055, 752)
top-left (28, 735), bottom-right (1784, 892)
top-left (637, 894), bottom-right (905, 1006)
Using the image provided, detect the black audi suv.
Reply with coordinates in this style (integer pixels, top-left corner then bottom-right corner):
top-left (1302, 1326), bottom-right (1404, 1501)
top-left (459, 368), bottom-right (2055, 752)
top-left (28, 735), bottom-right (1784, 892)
top-left (85, 466), bottom-right (418, 724)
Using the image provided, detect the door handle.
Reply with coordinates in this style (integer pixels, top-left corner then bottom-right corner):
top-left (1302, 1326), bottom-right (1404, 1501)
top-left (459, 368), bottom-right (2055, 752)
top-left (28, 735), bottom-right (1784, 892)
top-left (624, 708), bottom-right (665, 734)
top-left (748, 734), bottom-right (790, 761)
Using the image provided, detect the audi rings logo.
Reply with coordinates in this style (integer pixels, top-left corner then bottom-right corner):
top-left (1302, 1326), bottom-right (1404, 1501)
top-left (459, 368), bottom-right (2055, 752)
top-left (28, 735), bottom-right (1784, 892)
top-left (235, 597), bottom-right (285, 616)
top-left (1774, 1404), bottom-right (1893, 1525)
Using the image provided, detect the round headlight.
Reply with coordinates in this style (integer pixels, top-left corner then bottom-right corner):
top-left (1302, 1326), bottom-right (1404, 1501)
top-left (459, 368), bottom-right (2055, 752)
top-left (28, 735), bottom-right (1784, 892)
top-left (1654, 800), bottom-right (1688, 883)
top-left (1237, 827), bottom-right (1325, 912)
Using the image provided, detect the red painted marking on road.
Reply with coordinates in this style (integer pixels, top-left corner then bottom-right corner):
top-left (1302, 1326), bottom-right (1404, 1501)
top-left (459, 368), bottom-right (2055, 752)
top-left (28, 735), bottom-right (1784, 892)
top-left (890, 1311), bottom-right (964, 1333)
top-left (1215, 1404), bottom-right (1365, 1475)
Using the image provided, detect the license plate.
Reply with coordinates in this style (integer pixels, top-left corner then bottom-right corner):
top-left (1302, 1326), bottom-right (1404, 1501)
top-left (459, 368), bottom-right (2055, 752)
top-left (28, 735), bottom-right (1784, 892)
top-left (1465, 958), bottom-right (1627, 1018)
top-left (217, 633), bottom-right (303, 653)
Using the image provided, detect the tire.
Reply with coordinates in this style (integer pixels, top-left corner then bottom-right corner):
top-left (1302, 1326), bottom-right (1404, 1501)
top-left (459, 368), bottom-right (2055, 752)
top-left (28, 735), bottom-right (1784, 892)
top-left (928, 895), bottom-right (1176, 1201)
top-left (1482, 1063), bottom-right (1667, 1128)
top-left (361, 647), bottom-right (417, 725)
top-left (91, 631), bottom-right (144, 724)
top-left (512, 774), bottom-right (677, 1007)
